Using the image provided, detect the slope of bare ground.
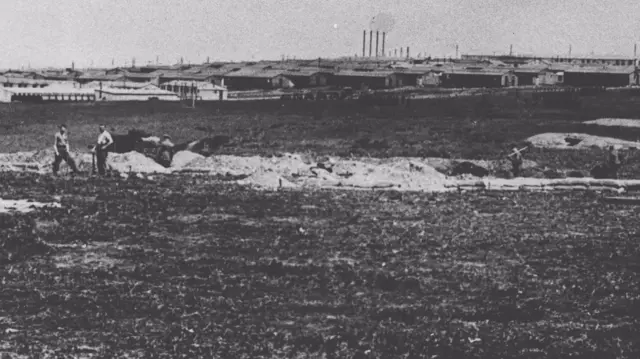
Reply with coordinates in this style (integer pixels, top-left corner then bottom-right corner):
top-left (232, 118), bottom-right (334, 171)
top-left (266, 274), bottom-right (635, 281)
top-left (1, 173), bottom-right (640, 358)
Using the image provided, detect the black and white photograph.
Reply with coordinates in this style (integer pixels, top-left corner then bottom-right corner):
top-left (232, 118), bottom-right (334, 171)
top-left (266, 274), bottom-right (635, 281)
top-left (1, 0), bottom-right (640, 357)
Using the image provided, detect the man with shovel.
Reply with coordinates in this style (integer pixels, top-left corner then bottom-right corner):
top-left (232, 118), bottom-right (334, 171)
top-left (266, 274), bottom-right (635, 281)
top-left (52, 124), bottom-right (79, 176)
top-left (507, 146), bottom-right (527, 178)
top-left (94, 124), bottom-right (114, 176)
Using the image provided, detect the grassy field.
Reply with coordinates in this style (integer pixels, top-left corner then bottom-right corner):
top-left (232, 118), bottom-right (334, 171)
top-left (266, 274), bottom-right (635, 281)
top-left (2, 92), bottom-right (640, 357)
top-left (1, 173), bottom-right (640, 358)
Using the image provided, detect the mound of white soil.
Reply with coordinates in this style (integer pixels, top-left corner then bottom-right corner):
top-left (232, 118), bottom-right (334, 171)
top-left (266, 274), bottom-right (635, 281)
top-left (527, 133), bottom-right (640, 149)
top-left (0, 198), bottom-right (61, 213)
top-left (584, 118), bottom-right (640, 128)
top-left (108, 152), bottom-right (171, 174)
top-left (171, 150), bottom-right (204, 169)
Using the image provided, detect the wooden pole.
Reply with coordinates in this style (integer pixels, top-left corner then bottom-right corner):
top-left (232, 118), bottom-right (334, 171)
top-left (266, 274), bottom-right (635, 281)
top-left (192, 81), bottom-right (196, 108)
top-left (507, 146), bottom-right (528, 157)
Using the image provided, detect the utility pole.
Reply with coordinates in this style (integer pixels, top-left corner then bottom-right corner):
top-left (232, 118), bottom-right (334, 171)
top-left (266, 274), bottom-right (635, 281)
top-left (192, 81), bottom-right (196, 108)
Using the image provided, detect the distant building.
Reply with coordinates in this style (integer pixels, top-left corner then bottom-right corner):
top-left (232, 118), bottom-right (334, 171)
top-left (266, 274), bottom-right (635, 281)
top-left (462, 54), bottom-right (638, 67)
top-left (282, 68), bottom-right (332, 88)
top-left (513, 67), bottom-right (560, 86)
top-left (563, 66), bottom-right (638, 87)
top-left (394, 69), bottom-right (440, 87)
top-left (223, 69), bottom-right (294, 90)
top-left (0, 76), bottom-right (48, 88)
top-left (331, 70), bottom-right (399, 89)
top-left (160, 80), bottom-right (228, 101)
top-left (0, 86), bottom-right (94, 103)
top-left (77, 72), bottom-right (126, 85)
top-left (440, 67), bottom-right (518, 88)
top-left (95, 87), bottom-right (180, 102)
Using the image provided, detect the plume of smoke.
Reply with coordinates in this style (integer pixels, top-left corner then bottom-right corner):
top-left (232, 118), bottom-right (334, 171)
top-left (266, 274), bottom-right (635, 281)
top-left (369, 12), bottom-right (395, 32)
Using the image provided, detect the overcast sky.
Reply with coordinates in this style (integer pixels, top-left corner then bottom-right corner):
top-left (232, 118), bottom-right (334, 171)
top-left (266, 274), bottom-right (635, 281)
top-left (1, 0), bottom-right (639, 69)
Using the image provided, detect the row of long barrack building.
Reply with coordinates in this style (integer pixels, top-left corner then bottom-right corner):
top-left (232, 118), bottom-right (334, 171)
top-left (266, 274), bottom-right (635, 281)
top-left (2, 52), bottom-right (640, 103)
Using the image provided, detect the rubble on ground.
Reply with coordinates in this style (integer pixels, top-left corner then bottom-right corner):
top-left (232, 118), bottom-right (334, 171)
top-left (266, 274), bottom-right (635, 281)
top-left (0, 198), bottom-right (61, 213)
top-left (527, 133), bottom-right (640, 149)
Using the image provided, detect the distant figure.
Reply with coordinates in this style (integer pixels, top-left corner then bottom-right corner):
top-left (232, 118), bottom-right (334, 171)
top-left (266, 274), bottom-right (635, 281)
top-left (507, 147), bottom-right (524, 178)
top-left (52, 124), bottom-right (79, 175)
top-left (606, 145), bottom-right (622, 179)
top-left (95, 124), bottom-right (114, 176)
top-left (156, 134), bottom-right (175, 168)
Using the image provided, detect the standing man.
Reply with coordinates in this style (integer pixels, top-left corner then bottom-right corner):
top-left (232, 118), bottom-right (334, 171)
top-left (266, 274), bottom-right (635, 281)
top-left (96, 124), bottom-right (114, 176)
top-left (53, 124), bottom-right (79, 175)
top-left (607, 145), bottom-right (623, 179)
top-left (507, 147), bottom-right (524, 178)
top-left (156, 134), bottom-right (175, 168)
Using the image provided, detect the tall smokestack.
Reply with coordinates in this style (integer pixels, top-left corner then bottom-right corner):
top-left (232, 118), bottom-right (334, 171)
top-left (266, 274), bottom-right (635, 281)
top-left (394, 49), bottom-right (397, 57)
top-left (369, 31), bottom-right (373, 57)
top-left (406, 47), bottom-right (410, 59)
top-left (375, 31), bottom-right (379, 57)
top-left (362, 30), bottom-right (366, 57)
top-left (382, 32), bottom-right (386, 57)
top-left (400, 47), bottom-right (403, 57)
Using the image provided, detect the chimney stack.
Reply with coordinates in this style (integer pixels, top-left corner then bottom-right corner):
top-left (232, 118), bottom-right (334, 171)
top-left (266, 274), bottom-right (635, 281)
top-left (369, 31), bottom-right (373, 57)
top-left (362, 30), bottom-right (366, 57)
top-left (406, 47), bottom-right (410, 59)
top-left (382, 32), bottom-right (386, 57)
top-left (400, 47), bottom-right (403, 57)
top-left (375, 31), bottom-right (379, 57)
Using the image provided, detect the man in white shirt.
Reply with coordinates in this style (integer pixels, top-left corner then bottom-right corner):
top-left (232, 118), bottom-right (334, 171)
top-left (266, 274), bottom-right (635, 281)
top-left (96, 125), bottom-right (114, 176)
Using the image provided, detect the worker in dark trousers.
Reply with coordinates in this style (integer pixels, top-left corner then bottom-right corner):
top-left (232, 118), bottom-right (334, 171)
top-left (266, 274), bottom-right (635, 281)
top-left (156, 134), bottom-right (175, 168)
top-left (95, 125), bottom-right (114, 176)
top-left (52, 124), bottom-right (79, 175)
top-left (607, 145), bottom-right (622, 179)
top-left (507, 147), bottom-right (524, 178)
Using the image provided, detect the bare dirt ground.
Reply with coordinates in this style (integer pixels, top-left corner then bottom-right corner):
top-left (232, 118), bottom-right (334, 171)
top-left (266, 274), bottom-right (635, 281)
top-left (2, 173), bottom-right (640, 358)
top-left (3, 92), bottom-right (640, 357)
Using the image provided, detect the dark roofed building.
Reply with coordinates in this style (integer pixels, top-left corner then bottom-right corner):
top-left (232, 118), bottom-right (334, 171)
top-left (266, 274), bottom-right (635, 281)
top-left (223, 69), bottom-right (294, 90)
top-left (282, 68), bottom-right (332, 88)
top-left (440, 66), bottom-right (518, 88)
top-left (513, 67), bottom-right (559, 86)
top-left (77, 72), bottom-right (126, 84)
top-left (331, 70), bottom-right (399, 89)
top-left (563, 65), bottom-right (638, 87)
